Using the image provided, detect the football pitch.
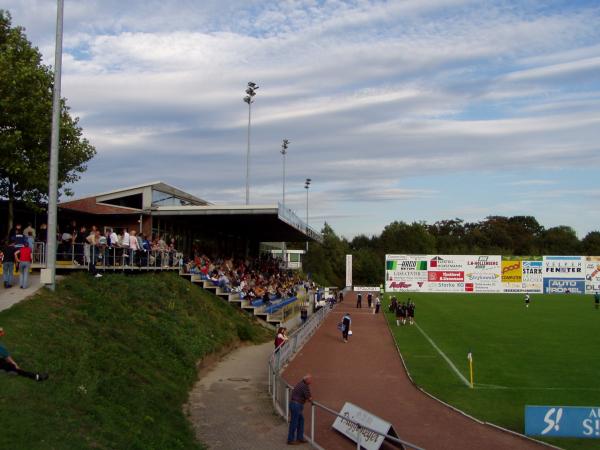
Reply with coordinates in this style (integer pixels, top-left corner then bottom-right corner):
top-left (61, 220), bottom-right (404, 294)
top-left (383, 293), bottom-right (600, 450)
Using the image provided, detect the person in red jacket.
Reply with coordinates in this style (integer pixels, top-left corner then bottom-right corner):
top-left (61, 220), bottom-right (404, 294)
top-left (14, 241), bottom-right (33, 289)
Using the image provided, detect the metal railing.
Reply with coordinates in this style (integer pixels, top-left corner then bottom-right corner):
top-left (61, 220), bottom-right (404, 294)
top-left (32, 242), bottom-right (182, 271)
top-left (268, 303), bottom-right (424, 450)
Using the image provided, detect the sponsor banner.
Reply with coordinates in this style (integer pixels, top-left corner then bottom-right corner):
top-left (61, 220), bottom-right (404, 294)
top-left (428, 282), bottom-right (465, 292)
top-left (522, 261), bottom-right (543, 283)
top-left (465, 255), bottom-right (502, 292)
top-left (333, 402), bottom-right (400, 450)
top-left (385, 280), bottom-right (426, 292)
top-left (428, 271), bottom-right (464, 282)
top-left (585, 257), bottom-right (600, 294)
top-left (502, 283), bottom-right (543, 294)
top-left (502, 260), bottom-right (522, 283)
top-left (354, 286), bottom-right (380, 292)
top-left (525, 405), bottom-right (600, 438)
top-left (543, 278), bottom-right (585, 295)
top-left (387, 270), bottom-right (428, 281)
top-left (543, 256), bottom-right (584, 279)
top-left (428, 255), bottom-right (464, 270)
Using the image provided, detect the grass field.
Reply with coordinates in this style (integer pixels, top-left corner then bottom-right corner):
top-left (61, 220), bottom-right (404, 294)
top-left (383, 292), bottom-right (600, 450)
top-left (0, 272), bottom-right (271, 449)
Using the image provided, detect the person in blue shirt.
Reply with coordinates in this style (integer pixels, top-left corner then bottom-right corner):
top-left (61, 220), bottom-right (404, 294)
top-left (341, 313), bottom-right (352, 342)
top-left (0, 327), bottom-right (48, 381)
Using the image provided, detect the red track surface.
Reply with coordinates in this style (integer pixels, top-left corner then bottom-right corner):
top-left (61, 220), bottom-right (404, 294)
top-left (282, 295), bottom-right (548, 450)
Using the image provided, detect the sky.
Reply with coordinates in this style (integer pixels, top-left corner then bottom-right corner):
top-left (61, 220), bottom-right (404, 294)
top-left (2, 0), bottom-right (600, 240)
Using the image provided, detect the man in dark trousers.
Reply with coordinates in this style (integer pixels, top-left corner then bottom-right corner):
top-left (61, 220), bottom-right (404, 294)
top-left (287, 374), bottom-right (313, 445)
top-left (356, 293), bottom-right (362, 308)
top-left (0, 327), bottom-right (48, 381)
top-left (341, 313), bottom-right (352, 342)
top-left (1, 239), bottom-right (17, 288)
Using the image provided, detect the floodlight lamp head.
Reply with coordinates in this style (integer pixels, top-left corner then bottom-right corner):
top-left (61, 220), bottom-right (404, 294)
top-left (248, 81), bottom-right (259, 89)
top-left (243, 95), bottom-right (252, 104)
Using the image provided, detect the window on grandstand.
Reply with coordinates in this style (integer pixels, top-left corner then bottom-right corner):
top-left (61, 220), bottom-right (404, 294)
top-left (101, 193), bottom-right (143, 209)
top-left (152, 189), bottom-right (192, 207)
top-left (289, 253), bottom-right (300, 263)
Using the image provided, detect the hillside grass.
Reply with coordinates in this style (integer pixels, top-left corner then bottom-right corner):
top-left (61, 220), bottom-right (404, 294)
top-left (383, 292), bottom-right (600, 450)
top-left (0, 272), bottom-right (272, 450)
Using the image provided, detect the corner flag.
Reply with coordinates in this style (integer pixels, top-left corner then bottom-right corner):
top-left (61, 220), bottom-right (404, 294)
top-left (467, 351), bottom-right (474, 389)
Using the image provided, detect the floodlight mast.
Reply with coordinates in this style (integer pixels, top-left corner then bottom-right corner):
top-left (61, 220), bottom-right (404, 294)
top-left (281, 139), bottom-right (290, 207)
top-left (304, 178), bottom-right (311, 251)
top-left (45, 0), bottom-right (64, 291)
top-left (243, 82), bottom-right (259, 205)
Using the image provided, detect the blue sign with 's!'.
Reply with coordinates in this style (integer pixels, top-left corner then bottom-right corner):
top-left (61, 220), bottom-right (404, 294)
top-left (525, 406), bottom-right (600, 438)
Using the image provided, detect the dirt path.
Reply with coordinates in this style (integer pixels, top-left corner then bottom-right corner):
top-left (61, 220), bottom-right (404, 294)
top-left (282, 299), bottom-right (548, 450)
top-left (186, 342), bottom-right (291, 450)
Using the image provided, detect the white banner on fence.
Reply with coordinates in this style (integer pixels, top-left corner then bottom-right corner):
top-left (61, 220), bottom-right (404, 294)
top-left (332, 402), bottom-right (398, 450)
top-left (353, 286), bottom-right (380, 292)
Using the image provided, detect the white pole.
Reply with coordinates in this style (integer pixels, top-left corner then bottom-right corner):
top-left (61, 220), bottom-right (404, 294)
top-left (245, 101), bottom-right (251, 205)
top-left (45, 0), bottom-right (64, 291)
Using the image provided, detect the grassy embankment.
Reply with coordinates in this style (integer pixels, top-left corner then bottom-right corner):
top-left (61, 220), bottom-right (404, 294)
top-left (384, 293), bottom-right (600, 450)
top-left (0, 272), bottom-right (272, 450)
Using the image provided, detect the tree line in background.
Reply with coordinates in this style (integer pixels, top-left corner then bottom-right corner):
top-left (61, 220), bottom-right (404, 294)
top-left (304, 217), bottom-right (600, 287)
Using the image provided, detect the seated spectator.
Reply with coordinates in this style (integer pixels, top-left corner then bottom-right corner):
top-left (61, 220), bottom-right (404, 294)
top-left (0, 327), bottom-right (48, 382)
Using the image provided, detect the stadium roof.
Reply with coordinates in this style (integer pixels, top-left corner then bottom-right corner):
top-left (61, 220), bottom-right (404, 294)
top-left (59, 181), bottom-right (322, 243)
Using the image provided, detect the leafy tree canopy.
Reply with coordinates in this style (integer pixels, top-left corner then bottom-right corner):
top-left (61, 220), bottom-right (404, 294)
top-left (0, 10), bottom-right (96, 233)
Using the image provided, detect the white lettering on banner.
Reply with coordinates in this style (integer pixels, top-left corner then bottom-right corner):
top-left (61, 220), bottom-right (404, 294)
top-left (332, 402), bottom-right (399, 450)
top-left (354, 286), bottom-right (379, 292)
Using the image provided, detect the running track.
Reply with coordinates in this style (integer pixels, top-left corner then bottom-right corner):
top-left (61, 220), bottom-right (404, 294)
top-left (282, 295), bottom-right (548, 449)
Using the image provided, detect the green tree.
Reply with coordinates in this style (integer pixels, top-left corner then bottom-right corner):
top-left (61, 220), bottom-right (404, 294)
top-left (0, 10), bottom-right (96, 234)
top-left (303, 223), bottom-right (349, 287)
top-left (581, 231), bottom-right (600, 256)
top-left (540, 226), bottom-right (580, 255)
top-left (378, 221), bottom-right (436, 254)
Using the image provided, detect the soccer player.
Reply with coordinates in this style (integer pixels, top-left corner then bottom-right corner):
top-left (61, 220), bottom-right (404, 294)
top-left (525, 294), bottom-right (530, 308)
top-left (595, 292), bottom-right (599, 310)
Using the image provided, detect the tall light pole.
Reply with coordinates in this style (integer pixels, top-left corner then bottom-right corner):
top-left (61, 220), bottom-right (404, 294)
top-left (281, 139), bottom-right (290, 207)
top-left (45, 0), bottom-right (65, 291)
top-left (243, 82), bottom-right (258, 205)
top-left (304, 178), bottom-right (311, 252)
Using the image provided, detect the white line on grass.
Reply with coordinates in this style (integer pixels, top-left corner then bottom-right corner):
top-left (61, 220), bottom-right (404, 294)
top-left (414, 323), bottom-right (471, 388)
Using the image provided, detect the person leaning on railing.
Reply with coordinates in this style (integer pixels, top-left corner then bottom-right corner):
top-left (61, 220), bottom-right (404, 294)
top-left (287, 374), bottom-right (313, 445)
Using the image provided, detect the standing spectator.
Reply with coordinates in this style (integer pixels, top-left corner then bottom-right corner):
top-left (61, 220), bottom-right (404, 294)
top-left (341, 312), bottom-right (351, 343)
top-left (595, 292), bottom-right (600, 310)
top-left (274, 327), bottom-right (288, 349)
top-left (356, 293), bottom-right (362, 308)
top-left (26, 231), bottom-right (35, 251)
top-left (300, 306), bottom-right (308, 324)
top-left (87, 226), bottom-right (102, 278)
top-left (375, 296), bottom-right (381, 314)
top-left (121, 229), bottom-right (131, 266)
top-left (287, 374), bottom-right (312, 445)
top-left (12, 224), bottom-right (25, 249)
top-left (0, 327), bottom-right (48, 381)
top-left (1, 239), bottom-right (16, 288)
top-left (38, 223), bottom-right (47, 243)
top-left (23, 222), bottom-right (36, 241)
top-left (367, 292), bottom-right (373, 308)
top-left (14, 242), bottom-right (32, 289)
top-left (338, 291), bottom-right (343, 303)
top-left (74, 226), bottom-right (87, 266)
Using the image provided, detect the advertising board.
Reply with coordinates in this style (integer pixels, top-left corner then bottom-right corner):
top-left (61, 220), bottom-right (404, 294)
top-left (464, 255), bottom-right (501, 292)
top-left (543, 256), bottom-right (584, 279)
top-left (385, 255), bottom-right (428, 292)
top-left (501, 260), bottom-right (522, 283)
top-left (543, 278), bottom-right (585, 294)
top-left (525, 405), bottom-right (600, 438)
top-left (585, 257), bottom-right (600, 294)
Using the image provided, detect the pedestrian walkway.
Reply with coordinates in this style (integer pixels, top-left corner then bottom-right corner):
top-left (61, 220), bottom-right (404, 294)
top-left (0, 273), bottom-right (43, 313)
top-left (186, 342), bottom-right (291, 450)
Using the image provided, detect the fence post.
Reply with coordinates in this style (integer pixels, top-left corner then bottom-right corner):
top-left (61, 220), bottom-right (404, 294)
top-left (285, 387), bottom-right (289, 420)
top-left (311, 402), bottom-right (315, 443)
top-left (357, 424), bottom-right (361, 449)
